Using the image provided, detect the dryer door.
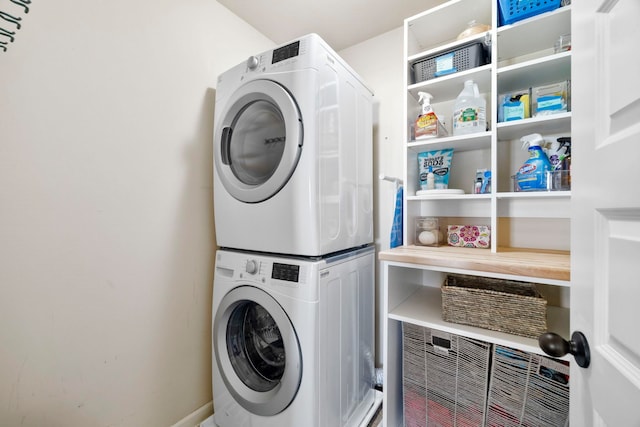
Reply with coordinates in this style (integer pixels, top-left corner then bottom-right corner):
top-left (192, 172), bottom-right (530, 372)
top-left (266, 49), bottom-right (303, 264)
top-left (214, 285), bottom-right (302, 416)
top-left (214, 79), bottom-right (303, 203)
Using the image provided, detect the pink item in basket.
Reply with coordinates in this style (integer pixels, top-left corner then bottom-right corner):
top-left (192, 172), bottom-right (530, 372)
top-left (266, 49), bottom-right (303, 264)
top-left (447, 225), bottom-right (490, 248)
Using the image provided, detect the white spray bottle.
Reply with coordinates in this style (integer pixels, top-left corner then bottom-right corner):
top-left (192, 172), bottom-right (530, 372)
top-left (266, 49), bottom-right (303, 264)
top-left (415, 92), bottom-right (445, 139)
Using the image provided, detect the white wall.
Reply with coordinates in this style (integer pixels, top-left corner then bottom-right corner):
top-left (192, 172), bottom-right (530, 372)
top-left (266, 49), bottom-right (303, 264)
top-left (0, 1), bottom-right (273, 425)
top-left (339, 28), bottom-right (405, 365)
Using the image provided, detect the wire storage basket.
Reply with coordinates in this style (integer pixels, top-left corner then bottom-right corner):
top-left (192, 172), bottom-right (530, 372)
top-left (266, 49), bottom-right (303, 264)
top-left (487, 345), bottom-right (570, 426)
top-left (498, 0), bottom-right (562, 26)
top-left (402, 323), bottom-right (492, 427)
top-left (441, 274), bottom-right (547, 339)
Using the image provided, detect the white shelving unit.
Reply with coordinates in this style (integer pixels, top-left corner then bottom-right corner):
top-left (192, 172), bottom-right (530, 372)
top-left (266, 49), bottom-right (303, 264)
top-left (381, 2), bottom-right (572, 426)
top-left (402, 2), bottom-right (572, 250)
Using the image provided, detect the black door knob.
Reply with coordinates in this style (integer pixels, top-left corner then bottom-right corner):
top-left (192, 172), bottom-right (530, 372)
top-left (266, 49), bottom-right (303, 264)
top-left (538, 331), bottom-right (591, 368)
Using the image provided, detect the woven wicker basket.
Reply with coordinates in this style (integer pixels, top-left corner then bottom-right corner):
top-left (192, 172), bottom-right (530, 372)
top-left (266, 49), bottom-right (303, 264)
top-left (442, 274), bottom-right (547, 338)
top-left (487, 345), bottom-right (570, 426)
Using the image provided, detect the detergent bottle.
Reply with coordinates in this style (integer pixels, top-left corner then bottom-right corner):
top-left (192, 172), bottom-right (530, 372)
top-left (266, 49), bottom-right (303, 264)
top-left (515, 133), bottom-right (553, 191)
top-left (452, 80), bottom-right (486, 136)
top-left (426, 166), bottom-right (435, 190)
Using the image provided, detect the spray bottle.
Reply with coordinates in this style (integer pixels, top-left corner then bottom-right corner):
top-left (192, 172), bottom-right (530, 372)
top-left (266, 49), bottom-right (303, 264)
top-left (549, 136), bottom-right (572, 190)
top-left (515, 133), bottom-right (553, 191)
top-left (545, 139), bottom-right (568, 170)
top-left (415, 92), bottom-right (446, 139)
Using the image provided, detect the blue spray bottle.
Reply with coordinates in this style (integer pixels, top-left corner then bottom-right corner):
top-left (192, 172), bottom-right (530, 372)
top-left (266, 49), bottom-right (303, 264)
top-left (515, 133), bottom-right (553, 191)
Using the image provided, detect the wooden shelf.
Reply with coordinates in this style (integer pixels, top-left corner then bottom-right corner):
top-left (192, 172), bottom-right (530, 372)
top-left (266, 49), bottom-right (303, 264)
top-left (407, 131), bottom-right (492, 153)
top-left (388, 286), bottom-right (570, 358)
top-left (406, 0), bottom-right (493, 55)
top-left (496, 112), bottom-right (571, 141)
top-left (379, 245), bottom-right (570, 283)
top-left (496, 6), bottom-right (571, 62)
top-left (497, 51), bottom-right (571, 92)
top-left (407, 193), bottom-right (491, 201)
top-left (497, 190), bottom-right (570, 199)
top-left (408, 64), bottom-right (492, 102)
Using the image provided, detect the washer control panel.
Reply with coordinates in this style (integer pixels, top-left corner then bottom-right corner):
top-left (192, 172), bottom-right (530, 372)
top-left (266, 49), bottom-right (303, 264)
top-left (245, 259), bottom-right (258, 275)
top-left (239, 258), bottom-right (301, 284)
top-left (242, 260), bottom-right (300, 282)
top-left (271, 262), bottom-right (300, 283)
top-left (220, 251), bottom-right (309, 288)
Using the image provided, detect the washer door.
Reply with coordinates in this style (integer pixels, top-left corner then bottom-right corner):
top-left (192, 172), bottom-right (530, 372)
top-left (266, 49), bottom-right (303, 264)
top-left (214, 79), bottom-right (303, 203)
top-left (214, 285), bottom-right (302, 416)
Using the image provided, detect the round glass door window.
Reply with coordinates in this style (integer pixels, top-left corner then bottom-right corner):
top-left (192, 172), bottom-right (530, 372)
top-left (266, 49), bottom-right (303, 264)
top-left (229, 100), bottom-right (287, 187)
top-left (226, 301), bottom-right (285, 392)
top-left (214, 79), bottom-right (303, 203)
top-left (214, 286), bottom-right (302, 416)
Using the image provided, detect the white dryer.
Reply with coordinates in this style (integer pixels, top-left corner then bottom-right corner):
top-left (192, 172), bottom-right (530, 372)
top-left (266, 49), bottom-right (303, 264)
top-left (211, 246), bottom-right (375, 427)
top-left (213, 34), bottom-right (374, 257)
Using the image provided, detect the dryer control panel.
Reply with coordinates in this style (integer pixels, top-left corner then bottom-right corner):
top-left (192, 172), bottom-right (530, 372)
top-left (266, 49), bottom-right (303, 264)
top-left (272, 40), bottom-right (300, 64)
top-left (246, 56), bottom-right (260, 70)
top-left (243, 39), bottom-right (302, 74)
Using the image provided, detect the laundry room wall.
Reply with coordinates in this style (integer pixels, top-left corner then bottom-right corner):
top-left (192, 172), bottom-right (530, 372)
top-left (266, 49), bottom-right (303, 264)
top-left (339, 28), bottom-right (405, 366)
top-left (0, 0), bottom-right (273, 426)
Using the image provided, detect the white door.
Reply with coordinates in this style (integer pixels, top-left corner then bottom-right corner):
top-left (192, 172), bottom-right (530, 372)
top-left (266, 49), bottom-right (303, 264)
top-left (213, 79), bottom-right (303, 203)
top-left (213, 285), bottom-right (302, 416)
top-left (571, 0), bottom-right (640, 425)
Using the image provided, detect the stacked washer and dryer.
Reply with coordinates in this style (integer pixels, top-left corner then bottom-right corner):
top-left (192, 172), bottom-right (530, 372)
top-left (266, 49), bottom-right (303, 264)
top-left (210, 34), bottom-right (377, 427)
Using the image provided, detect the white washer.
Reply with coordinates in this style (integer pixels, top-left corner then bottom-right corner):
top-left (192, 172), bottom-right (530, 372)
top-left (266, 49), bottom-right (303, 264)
top-left (213, 34), bottom-right (374, 257)
top-left (211, 246), bottom-right (375, 427)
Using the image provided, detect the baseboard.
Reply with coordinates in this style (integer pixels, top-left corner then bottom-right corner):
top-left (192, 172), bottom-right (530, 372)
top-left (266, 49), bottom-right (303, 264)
top-left (170, 392), bottom-right (379, 427)
top-left (171, 401), bottom-right (213, 427)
